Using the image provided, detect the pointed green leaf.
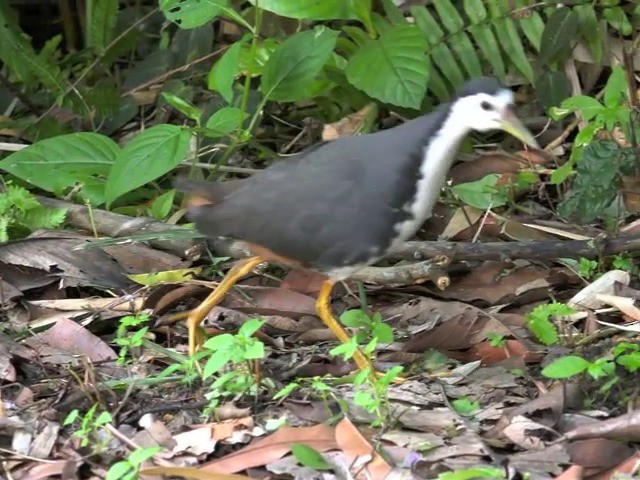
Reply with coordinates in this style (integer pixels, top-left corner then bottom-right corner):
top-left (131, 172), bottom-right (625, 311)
top-left (105, 125), bottom-right (191, 205)
top-left (561, 95), bottom-right (603, 121)
top-left (463, 0), bottom-right (488, 23)
top-left (603, 66), bottom-right (627, 108)
top-left (449, 32), bottom-right (483, 78)
top-left (261, 27), bottom-right (339, 102)
top-left (540, 8), bottom-right (579, 63)
top-left (518, 10), bottom-right (545, 52)
top-left (495, 17), bottom-right (533, 82)
top-left (603, 6), bottom-right (632, 36)
top-left (575, 5), bottom-right (602, 64)
top-left (433, 0), bottom-right (464, 33)
top-left (86, 0), bottom-right (118, 51)
top-left (542, 356), bottom-right (590, 379)
top-left (207, 39), bottom-right (246, 103)
top-left (468, 24), bottom-right (505, 78)
top-left (346, 24), bottom-right (428, 109)
top-left (204, 107), bottom-right (249, 137)
top-left (291, 444), bottom-right (332, 471)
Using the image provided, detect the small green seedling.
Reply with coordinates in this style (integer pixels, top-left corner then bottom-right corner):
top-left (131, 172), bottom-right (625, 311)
top-left (106, 446), bottom-right (162, 480)
top-left (486, 333), bottom-right (506, 348)
top-left (526, 303), bottom-right (575, 346)
top-left (452, 397), bottom-right (480, 416)
top-left (114, 313), bottom-right (151, 365)
top-left (578, 257), bottom-right (599, 280)
top-left (0, 184), bottom-right (66, 241)
top-left (63, 405), bottom-right (112, 450)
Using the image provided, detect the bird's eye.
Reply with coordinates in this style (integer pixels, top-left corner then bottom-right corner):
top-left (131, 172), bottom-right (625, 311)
top-left (480, 101), bottom-right (494, 111)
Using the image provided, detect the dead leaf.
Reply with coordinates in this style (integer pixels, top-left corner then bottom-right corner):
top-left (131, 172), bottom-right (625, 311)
top-left (335, 417), bottom-right (392, 480)
top-left (199, 423), bottom-right (338, 474)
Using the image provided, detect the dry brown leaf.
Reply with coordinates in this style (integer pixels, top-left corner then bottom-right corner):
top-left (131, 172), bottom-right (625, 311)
top-left (335, 417), bottom-right (392, 480)
top-left (222, 286), bottom-right (317, 318)
top-left (199, 423), bottom-right (338, 474)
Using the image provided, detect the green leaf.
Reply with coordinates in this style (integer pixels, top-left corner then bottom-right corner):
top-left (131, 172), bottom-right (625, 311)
top-left (340, 309), bottom-right (370, 327)
top-left (557, 140), bottom-right (623, 222)
top-left (451, 174), bottom-right (508, 210)
top-left (561, 96), bottom-right (603, 121)
top-left (161, 92), bottom-right (202, 123)
top-left (250, 0), bottom-right (358, 20)
top-left (452, 397), bottom-right (480, 416)
top-left (449, 32), bottom-right (483, 78)
top-left (86, 0), bottom-right (118, 51)
top-left (463, 0), bottom-right (487, 23)
top-left (346, 24), bottom-right (428, 109)
top-left (239, 318), bottom-right (265, 338)
top-left (603, 6), bottom-right (632, 36)
top-left (540, 8), bottom-right (579, 64)
top-left (433, 0), bottom-right (464, 33)
top-left (517, 10), bottom-right (545, 52)
top-left (207, 39), bottom-right (246, 103)
top-left (575, 5), bottom-right (602, 63)
top-left (437, 466), bottom-right (506, 480)
top-left (603, 66), bottom-right (627, 108)
top-left (21, 206), bottom-right (67, 230)
top-left (495, 17), bottom-right (533, 82)
top-left (261, 27), bottom-right (339, 102)
top-left (148, 189), bottom-right (175, 220)
top-left (617, 354), bottom-right (640, 373)
top-left (203, 349), bottom-right (231, 377)
top-left (243, 341), bottom-right (265, 360)
top-left (468, 24), bottom-right (505, 79)
top-left (372, 322), bottom-right (394, 343)
top-left (105, 462), bottom-right (132, 480)
top-left (0, 133), bottom-right (118, 205)
top-left (204, 107), bottom-right (249, 137)
top-left (410, 6), bottom-right (464, 89)
top-left (204, 333), bottom-right (234, 350)
top-left (273, 382), bottom-right (298, 400)
top-left (291, 443), bottom-right (332, 470)
top-left (159, 0), bottom-right (230, 29)
top-left (542, 356), bottom-right (590, 379)
top-left (105, 125), bottom-right (191, 206)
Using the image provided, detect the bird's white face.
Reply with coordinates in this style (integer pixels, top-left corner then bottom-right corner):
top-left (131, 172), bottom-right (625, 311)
top-left (453, 89), bottom-right (538, 148)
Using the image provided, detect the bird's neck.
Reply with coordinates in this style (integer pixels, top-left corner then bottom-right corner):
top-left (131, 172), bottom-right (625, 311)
top-left (393, 105), bottom-right (472, 243)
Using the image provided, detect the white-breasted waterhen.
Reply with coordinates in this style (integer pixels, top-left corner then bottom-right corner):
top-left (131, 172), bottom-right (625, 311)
top-left (178, 77), bottom-right (538, 374)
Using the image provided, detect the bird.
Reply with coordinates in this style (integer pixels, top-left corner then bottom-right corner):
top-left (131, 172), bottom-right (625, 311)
top-left (177, 77), bottom-right (538, 375)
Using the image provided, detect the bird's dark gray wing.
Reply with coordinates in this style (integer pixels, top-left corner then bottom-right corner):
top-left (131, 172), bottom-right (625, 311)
top-left (189, 108), bottom-right (449, 271)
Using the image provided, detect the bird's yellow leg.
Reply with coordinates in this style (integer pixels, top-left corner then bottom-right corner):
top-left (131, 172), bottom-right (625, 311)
top-left (187, 256), bottom-right (264, 357)
top-left (316, 280), bottom-right (375, 373)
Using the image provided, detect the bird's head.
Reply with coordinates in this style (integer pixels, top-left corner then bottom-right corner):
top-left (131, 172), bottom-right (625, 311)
top-left (452, 77), bottom-right (539, 148)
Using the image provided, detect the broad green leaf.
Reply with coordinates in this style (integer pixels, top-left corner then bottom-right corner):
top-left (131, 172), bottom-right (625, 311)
top-left (128, 268), bottom-right (200, 286)
top-left (468, 24), bottom-right (505, 79)
top-left (449, 32), bottom-right (483, 78)
top-left (433, 0), bottom-right (464, 33)
top-left (161, 92), bottom-right (202, 122)
top-left (204, 333), bottom-right (234, 351)
top-left (346, 24), bottom-right (428, 109)
top-left (105, 125), bottom-right (191, 205)
top-left (372, 322), bottom-right (394, 343)
top-left (561, 96), bottom-right (603, 121)
top-left (575, 5), bottom-right (602, 63)
top-left (261, 27), bottom-right (339, 102)
top-left (517, 10), bottom-right (545, 52)
top-left (540, 8), bottom-right (579, 63)
top-left (542, 356), bottom-right (590, 379)
top-left (438, 467), bottom-right (506, 480)
top-left (451, 174), bottom-right (508, 210)
top-left (203, 349), bottom-right (231, 377)
top-left (409, 6), bottom-right (444, 45)
top-left (86, 0), bottom-right (118, 51)
top-left (603, 66), bottom-right (627, 108)
top-left (204, 107), bottom-right (249, 137)
top-left (495, 17), bottom-right (534, 82)
top-left (0, 133), bottom-right (118, 205)
top-left (291, 444), bottom-right (332, 471)
top-left (340, 309), bottom-right (370, 327)
top-left (249, 0), bottom-right (358, 20)
top-left (160, 0), bottom-right (229, 28)
top-left (463, 0), bottom-right (488, 23)
top-left (207, 39), bottom-right (246, 103)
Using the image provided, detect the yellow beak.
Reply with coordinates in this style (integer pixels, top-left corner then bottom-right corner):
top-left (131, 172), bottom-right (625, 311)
top-left (500, 108), bottom-right (539, 148)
